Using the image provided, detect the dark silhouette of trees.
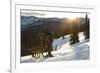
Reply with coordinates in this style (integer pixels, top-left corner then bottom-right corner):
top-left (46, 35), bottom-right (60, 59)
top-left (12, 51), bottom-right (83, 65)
top-left (84, 13), bottom-right (90, 39)
top-left (43, 28), bottom-right (53, 57)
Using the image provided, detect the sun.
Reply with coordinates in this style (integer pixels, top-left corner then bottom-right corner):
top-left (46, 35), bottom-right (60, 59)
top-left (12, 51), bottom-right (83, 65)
top-left (68, 16), bottom-right (76, 20)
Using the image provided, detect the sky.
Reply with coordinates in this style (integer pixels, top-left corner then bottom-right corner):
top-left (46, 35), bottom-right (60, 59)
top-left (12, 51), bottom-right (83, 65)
top-left (21, 10), bottom-right (90, 19)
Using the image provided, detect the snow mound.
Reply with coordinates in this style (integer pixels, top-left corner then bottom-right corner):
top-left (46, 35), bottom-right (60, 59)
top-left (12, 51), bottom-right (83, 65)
top-left (21, 32), bottom-right (90, 63)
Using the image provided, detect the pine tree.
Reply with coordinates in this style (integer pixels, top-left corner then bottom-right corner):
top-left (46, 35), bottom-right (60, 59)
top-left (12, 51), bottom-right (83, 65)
top-left (84, 13), bottom-right (90, 39)
top-left (44, 29), bottom-right (53, 57)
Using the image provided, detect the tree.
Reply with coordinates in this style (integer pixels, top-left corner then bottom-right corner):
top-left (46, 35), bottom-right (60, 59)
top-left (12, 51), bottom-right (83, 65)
top-left (84, 13), bottom-right (90, 39)
top-left (44, 28), bottom-right (53, 57)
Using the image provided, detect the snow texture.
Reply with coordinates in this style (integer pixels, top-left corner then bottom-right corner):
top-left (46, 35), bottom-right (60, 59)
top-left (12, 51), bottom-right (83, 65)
top-left (21, 32), bottom-right (90, 63)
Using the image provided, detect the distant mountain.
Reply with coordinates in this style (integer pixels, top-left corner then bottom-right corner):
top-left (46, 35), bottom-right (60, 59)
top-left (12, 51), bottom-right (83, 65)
top-left (21, 16), bottom-right (39, 25)
top-left (21, 16), bottom-right (62, 32)
top-left (21, 16), bottom-right (87, 32)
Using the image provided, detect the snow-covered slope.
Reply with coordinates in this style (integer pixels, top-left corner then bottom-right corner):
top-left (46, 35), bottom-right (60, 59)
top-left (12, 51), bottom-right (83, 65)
top-left (43, 42), bottom-right (89, 62)
top-left (21, 32), bottom-right (90, 63)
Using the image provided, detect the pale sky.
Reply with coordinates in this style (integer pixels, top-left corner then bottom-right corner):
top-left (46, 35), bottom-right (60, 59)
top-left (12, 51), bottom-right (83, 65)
top-left (21, 10), bottom-right (90, 18)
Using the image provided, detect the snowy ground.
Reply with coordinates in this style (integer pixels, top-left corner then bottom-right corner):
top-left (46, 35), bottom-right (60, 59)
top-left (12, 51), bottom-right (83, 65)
top-left (21, 32), bottom-right (90, 63)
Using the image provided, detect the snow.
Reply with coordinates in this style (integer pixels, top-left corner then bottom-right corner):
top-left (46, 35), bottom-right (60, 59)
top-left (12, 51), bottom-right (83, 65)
top-left (21, 32), bottom-right (90, 63)
top-left (52, 35), bottom-right (70, 50)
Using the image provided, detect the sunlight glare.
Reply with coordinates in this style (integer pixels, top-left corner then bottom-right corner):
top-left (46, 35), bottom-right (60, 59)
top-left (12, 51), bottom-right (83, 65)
top-left (68, 16), bottom-right (76, 20)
